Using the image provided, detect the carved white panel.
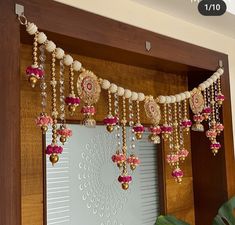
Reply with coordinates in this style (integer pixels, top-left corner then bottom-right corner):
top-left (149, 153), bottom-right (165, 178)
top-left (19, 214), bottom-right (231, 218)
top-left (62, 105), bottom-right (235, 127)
top-left (46, 125), bottom-right (160, 225)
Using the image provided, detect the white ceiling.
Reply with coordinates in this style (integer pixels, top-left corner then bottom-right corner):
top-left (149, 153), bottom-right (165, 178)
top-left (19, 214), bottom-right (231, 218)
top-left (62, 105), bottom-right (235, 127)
top-left (131, 0), bottom-right (235, 39)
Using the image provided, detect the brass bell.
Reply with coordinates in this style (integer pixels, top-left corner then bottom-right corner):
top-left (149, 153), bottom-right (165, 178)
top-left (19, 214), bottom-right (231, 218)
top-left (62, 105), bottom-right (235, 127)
top-left (212, 149), bottom-right (218, 156)
top-left (68, 105), bottom-right (76, 114)
top-left (122, 182), bottom-right (129, 190)
top-left (29, 76), bottom-right (37, 88)
top-left (117, 162), bottom-right (123, 168)
top-left (135, 132), bottom-right (142, 140)
top-left (60, 135), bottom-right (67, 144)
top-left (41, 125), bottom-right (48, 134)
top-left (50, 153), bottom-right (59, 165)
top-left (130, 164), bottom-right (136, 171)
top-left (106, 124), bottom-right (114, 133)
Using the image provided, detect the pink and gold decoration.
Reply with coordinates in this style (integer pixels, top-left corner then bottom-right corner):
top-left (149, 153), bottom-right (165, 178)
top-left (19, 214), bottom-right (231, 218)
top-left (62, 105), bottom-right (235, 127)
top-left (190, 88), bottom-right (205, 132)
top-left (77, 70), bottom-right (101, 127)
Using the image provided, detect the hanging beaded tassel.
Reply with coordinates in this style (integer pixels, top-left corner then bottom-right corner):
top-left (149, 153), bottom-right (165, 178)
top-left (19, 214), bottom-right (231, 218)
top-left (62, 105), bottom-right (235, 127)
top-left (181, 99), bottom-right (192, 134)
top-left (103, 90), bottom-right (118, 132)
top-left (171, 103), bottom-right (183, 183)
top-left (127, 98), bottom-right (140, 171)
top-left (112, 93), bottom-right (126, 168)
top-left (46, 51), bottom-right (63, 165)
top-left (178, 101), bottom-right (189, 162)
top-left (190, 88), bottom-right (205, 132)
top-left (214, 81), bottom-right (224, 135)
top-left (56, 60), bottom-right (72, 145)
top-left (133, 100), bottom-right (144, 140)
top-left (202, 89), bottom-right (212, 121)
top-left (65, 63), bottom-right (80, 115)
top-left (161, 101), bottom-right (173, 140)
top-left (118, 97), bottom-right (132, 190)
top-left (209, 83), bottom-right (221, 155)
top-left (35, 45), bottom-right (52, 134)
top-left (215, 76), bottom-right (225, 107)
top-left (26, 29), bottom-right (45, 88)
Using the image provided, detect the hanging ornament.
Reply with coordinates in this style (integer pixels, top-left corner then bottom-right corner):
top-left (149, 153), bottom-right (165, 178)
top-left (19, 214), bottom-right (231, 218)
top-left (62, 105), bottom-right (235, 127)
top-left (118, 96), bottom-right (132, 190)
top-left (77, 70), bottom-right (101, 127)
top-left (65, 64), bottom-right (80, 115)
top-left (111, 93), bottom-right (124, 168)
top-left (144, 96), bottom-right (161, 144)
top-left (133, 98), bottom-right (144, 140)
top-left (181, 99), bottom-right (192, 134)
top-left (25, 28), bottom-right (45, 88)
top-left (161, 101), bottom-right (173, 140)
top-left (190, 88), bottom-right (205, 132)
top-left (56, 60), bottom-right (72, 145)
top-left (127, 97), bottom-right (140, 171)
top-left (103, 90), bottom-right (118, 132)
top-left (46, 51), bottom-right (63, 165)
top-left (215, 76), bottom-right (225, 106)
top-left (202, 88), bottom-right (212, 121)
top-left (35, 45), bottom-right (52, 134)
top-left (171, 167), bottom-right (184, 183)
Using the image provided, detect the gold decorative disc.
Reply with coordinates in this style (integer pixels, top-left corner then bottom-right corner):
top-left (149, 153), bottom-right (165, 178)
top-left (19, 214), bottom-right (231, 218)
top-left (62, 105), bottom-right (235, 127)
top-left (144, 96), bottom-right (161, 124)
top-left (189, 88), bottom-right (204, 114)
top-left (77, 70), bottom-right (101, 105)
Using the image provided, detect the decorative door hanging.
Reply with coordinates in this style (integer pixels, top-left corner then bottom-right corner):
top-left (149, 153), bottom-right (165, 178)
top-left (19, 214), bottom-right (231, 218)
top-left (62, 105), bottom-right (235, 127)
top-left (19, 14), bottom-right (225, 190)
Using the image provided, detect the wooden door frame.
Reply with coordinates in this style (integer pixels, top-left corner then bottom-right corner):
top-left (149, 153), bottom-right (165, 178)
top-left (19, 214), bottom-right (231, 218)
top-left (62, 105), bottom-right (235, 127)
top-left (0, 0), bottom-right (234, 224)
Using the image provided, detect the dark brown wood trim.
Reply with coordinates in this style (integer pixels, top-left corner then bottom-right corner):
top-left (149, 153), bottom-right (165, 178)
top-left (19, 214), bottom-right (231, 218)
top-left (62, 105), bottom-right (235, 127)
top-left (0, 1), bottom-right (21, 225)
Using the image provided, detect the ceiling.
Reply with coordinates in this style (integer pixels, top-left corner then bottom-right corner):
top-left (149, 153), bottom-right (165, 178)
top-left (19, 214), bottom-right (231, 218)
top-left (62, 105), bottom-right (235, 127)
top-left (131, 0), bottom-right (235, 39)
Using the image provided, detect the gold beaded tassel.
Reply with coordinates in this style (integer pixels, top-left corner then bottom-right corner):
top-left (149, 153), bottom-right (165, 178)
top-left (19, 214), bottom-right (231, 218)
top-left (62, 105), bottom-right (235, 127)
top-left (120, 96), bottom-right (130, 190)
top-left (162, 103), bottom-right (169, 140)
top-left (216, 76), bottom-right (225, 107)
top-left (133, 100), bottom-right (144, 140)
top-left (181, 99), bottom-right (192, 135)
top-left (171, 102), bottom-right (184, 183)
top-left (104, 90), bottom-right (117, 132)
top-left (26, 32), bottom-right (45, 88)
top-left (46, 51), bottom-right (63, 166)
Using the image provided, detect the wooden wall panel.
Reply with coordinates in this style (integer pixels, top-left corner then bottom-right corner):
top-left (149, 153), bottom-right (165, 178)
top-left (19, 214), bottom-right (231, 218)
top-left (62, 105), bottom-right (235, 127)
top-left (21, 44), bottom-right (195, 224)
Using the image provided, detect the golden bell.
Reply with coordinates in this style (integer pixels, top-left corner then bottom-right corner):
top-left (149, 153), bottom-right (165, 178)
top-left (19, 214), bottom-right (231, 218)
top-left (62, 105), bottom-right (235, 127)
top-left (60, 136), bottom-right (67, 144)
top-left (106, 124), bottom-right (114, 133)
top-left (130, 164), bottom-right (136, 171)
top-left (29, 76), bottom-right (38, 88)
top-left (41, 125), bottom-right (48, 134)
top-left (68, 105), bottom-right (76, 114)
top-left (50, 153), bottom-right (59, 165)
top-left (212, 149), bottom-right (218, 155)
top-left (122, 182), bottom-right (129, 190)
top-left (135, 132), bottom-right (142, 140)
top-left (117, 162), bottom-right (123, 168)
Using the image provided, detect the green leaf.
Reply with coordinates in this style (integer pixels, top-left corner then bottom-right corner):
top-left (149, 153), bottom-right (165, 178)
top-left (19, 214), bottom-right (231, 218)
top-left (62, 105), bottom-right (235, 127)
top-left (155, 215), bottom-right (190, 225)
top-left (212, 196), bottom-right (235, 225)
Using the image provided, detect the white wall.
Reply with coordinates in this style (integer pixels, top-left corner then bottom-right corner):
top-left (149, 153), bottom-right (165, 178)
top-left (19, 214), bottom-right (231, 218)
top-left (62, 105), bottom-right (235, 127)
top-left (56, 0), bottom-right (235, 153)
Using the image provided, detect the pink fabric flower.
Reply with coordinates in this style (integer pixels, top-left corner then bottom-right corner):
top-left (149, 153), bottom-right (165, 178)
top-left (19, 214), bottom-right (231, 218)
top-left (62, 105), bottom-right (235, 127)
top-left (166, 154), bottom-right (179, 165)
top-left (178, 148), bottom-right (189, 160)
top-left (103, 115), bottom-right (118, 125)
top-left (81, 105), bottom-right (96, 115)
top-left (46, 144), bottom-right (63, 155)
top-left (111, 153), bottom-right (126, 163)
top-left (193, 114), bottom-right (204, 122)
top-left (127, 155), bottom-right (140, 165)
top-left (133, 124), bottom-right (144, 133)
top-left (210, 142), bottom-right (221, 150)
top-left (181, 119), bottom-right (192, 128)
top-left (118, 175), bottom-right (132, 183)
top-left (57, 127), bottom-right (72, 137)
top-left (35, 114), bottom-right (53, 127)
top-left (161, 124), bottom-right (173, 134)
top-left (65, 96), bottom-right (80, 105)
top-left (216, 94), bottom-right (225, 101)
top-left (149, 126), bottom-right (161, 134)
top-left (172, 168), bottom-right (183, 180)
top-left (206, 129), bottom-right (217, 139)
top-left (26, 65), bottom-right (44, 79)
top-left (216, 123), bottom-right (224, 133)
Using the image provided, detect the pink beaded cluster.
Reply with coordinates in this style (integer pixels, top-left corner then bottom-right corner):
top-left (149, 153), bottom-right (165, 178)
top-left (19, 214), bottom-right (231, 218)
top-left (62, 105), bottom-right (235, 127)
top-left (118, 175), bottom-right (132, 190)
top-left (148, 126), bottom-right (161, 144)
top-left (112, 153), bottom-right (126, 168)
top-left (127, 154), bottom-right (140, 170)
top-left (216, 93), bottom-right (225, 106)
top-left (57, 126), bottom-right (72, 144)
top-left (171, 167), bottom-right (184, 183)
top-left (35, 114), bottom-right (53, 134)
top-left (133, 123), bottom-right (145, 140)
top-left (103, 115), bottom-right (118, 132)
top-left (181, 119), bottom-right (192, 132)
top-left (46, 144), bottom-right (63, 155)
top-left (161, 124), bottom-right (173, 139)
top-left (202, 107), bottom-right (212, 120)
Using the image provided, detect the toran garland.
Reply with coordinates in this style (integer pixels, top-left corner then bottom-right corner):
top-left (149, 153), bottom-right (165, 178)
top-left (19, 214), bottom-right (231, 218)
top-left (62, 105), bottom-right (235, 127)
top-left (20, 16), bottom-right (225, 190)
